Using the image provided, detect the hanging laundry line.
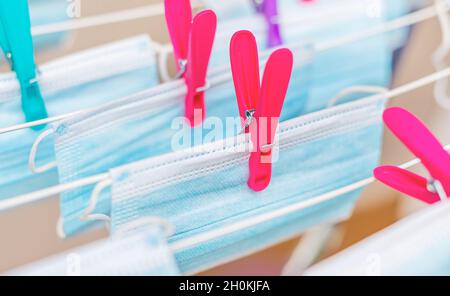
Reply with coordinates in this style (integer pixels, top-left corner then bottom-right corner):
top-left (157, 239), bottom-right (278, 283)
top-left (31, 2), bottom-right (449, 82)
top-left (0, 3), bottom-right (445, 135)
top-left (30, 1), bottom-right (200, 82)
top-left (0, 66), bottom-right (450, 214)
top-left (31, 3), bottom-right (449, 56)
top-left (316, 4), bottom-right (442, 51)
top-left (29, 0), bottom-right (378, 36)
top-left (31, 1), bottom-right (202, 36)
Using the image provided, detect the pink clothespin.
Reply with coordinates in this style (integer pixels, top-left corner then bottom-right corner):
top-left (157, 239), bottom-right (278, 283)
top-left (164, 0), bottom-right (217, 127)
top-left (230, 30), bottom-right (293, 192)
top-left (374, 107), bottom-right (450, 204)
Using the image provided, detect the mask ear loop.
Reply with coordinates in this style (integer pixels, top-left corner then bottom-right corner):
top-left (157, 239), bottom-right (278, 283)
top-left (327, 85), bottom-right (389, 108)
top-left (56, 178), bottom-right (113, 239)
top-left (28, 128), bottom-right (57, 173)
top-left (156, 43), bottom-right (183, 83)
top-left (432, 0), bottom-right (450, 109)
top-left (81, 179), bottom-right (175, 239)
top-left (56, 217), bottom-right (66, 239)
top-left (80, 178), bottom-right (113, 224)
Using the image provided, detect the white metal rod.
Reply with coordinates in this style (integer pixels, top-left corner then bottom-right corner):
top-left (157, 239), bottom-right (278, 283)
top-left (31, 1), bottom-right (202, 36)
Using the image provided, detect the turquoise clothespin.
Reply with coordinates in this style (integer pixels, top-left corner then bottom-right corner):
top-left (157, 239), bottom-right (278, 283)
top-left (0, 0), bottom-right (48, 127)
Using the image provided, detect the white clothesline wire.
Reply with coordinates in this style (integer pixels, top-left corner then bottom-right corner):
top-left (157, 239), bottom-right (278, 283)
top-left (31, 1), bottom-right (202, 36)
top-left (0, 66), bottom-right (449, 214)
top-left (28, 0), bottom-right (380, 36)
top-left (0, 173), bottom-right (109, 213)
top-left (316, 4), bottom-right (441, 51)
top-left (0, 3), bottom-right (445, 135)
top-left (31, 1), bottom-right (198, 81)
top-left (29, 1), bottom-right (440, 56)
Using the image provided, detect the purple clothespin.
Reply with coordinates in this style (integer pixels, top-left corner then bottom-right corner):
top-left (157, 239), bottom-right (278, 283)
top-left (252, 0), bottom-right (282, 47)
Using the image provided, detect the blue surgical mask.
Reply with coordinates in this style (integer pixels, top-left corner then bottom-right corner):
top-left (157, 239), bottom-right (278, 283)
top-left (29, 0), bottom-right (70, 50)
top-left (279, 0), bottom-right (410, 112)
top-left (0, 35), bottom-right (160, 199)
top-left (0, 0), bottom-right (69, 66)
top-left (8, 224), bottom-right (179, 276)
top-left (202, 0), bottom-right (255, 20)
top-left (40, 0), bottom-right (409, 237)
top-left (41, 44), bottom-right (312, 237)
top-left (105, 95), bottom-right (386, 274)
top-left (305, 201), bottom-right (450, 276)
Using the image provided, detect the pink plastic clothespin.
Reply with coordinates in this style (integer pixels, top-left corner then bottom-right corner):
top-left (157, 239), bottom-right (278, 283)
top-left (164, 0), bottom-right (217, 127)
top-left (374, 107), bottom-right (450, 204)
top-left (230, 30), bottom-right (293, 192)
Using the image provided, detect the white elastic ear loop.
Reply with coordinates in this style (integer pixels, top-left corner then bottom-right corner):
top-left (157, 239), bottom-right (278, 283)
top-left (56, 178), bottom-right (113, 240)
top-left (327, 85), bottom-right (389, 108)
top-left (157, 44), bottom-right (176, 83)
top-left (115, 217), bottom-right (176, 239)
top-left (29, 129), bottom-right (57, 174)
top-left (432, 0), bottom-right (450, 110)
top-left (80, 178), bottom-right (113, 226)
top-left (56, 217), bottom-right (66, 239)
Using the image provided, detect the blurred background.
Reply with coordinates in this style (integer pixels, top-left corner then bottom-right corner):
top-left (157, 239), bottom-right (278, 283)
top-left (0, 0), bottom-right (447, 275)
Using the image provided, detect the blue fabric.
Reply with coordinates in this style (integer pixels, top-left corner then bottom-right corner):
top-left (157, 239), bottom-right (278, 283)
top-left (29, 0), bottom-right (70, 50)
top-left (108, 97), bottom-right (385, 274)
top-left (9, 226), bottom-right (179, 276)
top-left (0, 0), bottom-right (69, 60)
top-left (0, 36), bottom-right (159, 199)
top-left (50, 0), bottom-right (410, 236)
top-left (53, 45), bottom-right (311, 236)
top-left (202, 0), bottom-right (255, 20)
